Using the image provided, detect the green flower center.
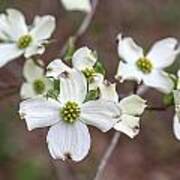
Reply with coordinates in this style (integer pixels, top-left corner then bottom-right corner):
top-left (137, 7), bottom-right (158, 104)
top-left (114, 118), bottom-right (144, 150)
top-left (136, 57), bottom-right (153, 74)
top-left (61, 101), bottom-right (80, 124)
top-left (17, 35), bottom-right (32, 49)
top-left (33, 79), bottom-right (46, 94)
top-left (82, 67), bottom-right (96, 80)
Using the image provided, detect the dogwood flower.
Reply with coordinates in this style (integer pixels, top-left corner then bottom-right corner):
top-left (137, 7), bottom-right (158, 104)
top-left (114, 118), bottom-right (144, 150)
top-left (60, 0), bottom-right (91, 12)
top-left (116, 34), bottom-right (180, 94)
top-left (173, 70), bottom-right (180, 140)
top-left (46, 47), bottom-right (104, 90)
top-left (19, 70), bottom-right (120, 161)
top-left (99, 81), bottom-right (147, 138)
top-left (0, 9), bottom-right (55, 67)
top-left (20, 59), bottom-right (52, 99)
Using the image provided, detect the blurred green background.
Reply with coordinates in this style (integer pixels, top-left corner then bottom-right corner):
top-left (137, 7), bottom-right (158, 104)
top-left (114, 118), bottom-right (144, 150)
top-left (0, 0), bottom-right (180, 179)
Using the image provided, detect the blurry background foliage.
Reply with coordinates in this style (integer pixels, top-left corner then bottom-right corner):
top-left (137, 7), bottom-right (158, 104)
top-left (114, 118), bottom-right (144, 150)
top-left (0, 0), bottom-right (180, 180)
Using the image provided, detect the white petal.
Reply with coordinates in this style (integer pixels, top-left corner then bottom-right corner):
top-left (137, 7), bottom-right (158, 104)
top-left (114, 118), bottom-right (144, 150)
top-left (119, 95), bottom-right (147, 115)
top-left (81, 100), bottom-right (120, 132)
top-left (20, 82), bottom-right (36, 99)
top-left (30, 15), bottom-right (55, 41)
top-left (6, 9), bottom-right (28, 40)
top-left (46, 59), bottom-right (72, 79)
top-left (72, 47), bottom-right (97, 71)
top-left (147, 38), bottom-right (180, 68)
top-left (114, 115), bottom-right (140, 138)
top-left (89, 73), bottom-right (104, 90)
top-left (117, 33), bottom-right (143, 64)
top-left (23, 59), bottom-right (44, 82)
top-left (173, 115), bottom-right (180, 141)
top-left (143, 70), bottom-right (173, 94)
top-left (25, 45), bottom-right (45, 58)
top-left (177, 71), bottom-right (180, 90)
top-left (0, 43), bottom-right (23, 67)
top-left (59, 70), bottom-right (87, 104)
top-left (61, 0), bottom-right (92, 12)
top-left (0, 14), bottom-right (11, 40)
top-left (99, 81), bottom-right (119, 102)
top-left (19, 98), bottom-right (61, 131)
top-left (115, 61), bottom-right (142, 83)
top-left (173, 90), bottom-right (180, 106)
top-left (47, 121), bottom-right (90, 161)
top-left (178, 70), bottom-right (180, 78)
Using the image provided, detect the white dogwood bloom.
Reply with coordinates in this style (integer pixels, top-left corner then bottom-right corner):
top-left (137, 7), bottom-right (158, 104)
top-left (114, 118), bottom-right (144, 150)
top-left (116, 34), bottom-right (180, 94)
top-left (60, 0), bottom-right (91, 12)
top-left (99, 81), bottom-right (147, 138)
top-left (20, 59), bottom-right (52, 99)
top-left (19, 70), bottom-right (120, 161)
top-left (173, 71), bottom-right (180, 140)
top-left (0, 9), bottom-right (55, 67)
top-left (46, 47), bottom-right (104, 90)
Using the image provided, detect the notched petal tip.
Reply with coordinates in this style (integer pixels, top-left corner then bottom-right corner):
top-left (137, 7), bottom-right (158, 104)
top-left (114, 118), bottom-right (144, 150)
top-left (64, 152), bottom-right (72, 161)
top-left (58, 71), bottom-right (70, 79)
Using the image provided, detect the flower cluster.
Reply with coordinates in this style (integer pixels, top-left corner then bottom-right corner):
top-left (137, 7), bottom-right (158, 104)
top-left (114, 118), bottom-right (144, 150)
top-left (0, 7), bottom-right (180, 163)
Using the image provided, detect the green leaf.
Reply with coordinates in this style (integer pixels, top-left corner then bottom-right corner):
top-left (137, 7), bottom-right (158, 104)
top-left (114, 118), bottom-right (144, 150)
top-left (94, 61), bottom-right (105, 75)
top-left (54, 79), bottom-right (60, 92)
top-left (163, 93), bottom-right (174, 106)
top-left (63, 37), bottom-right (76, 63)
top-left (85, 89), bottom-right (100, 101)
top-left (0, 0), bottom-right (7, 12)
top-left (46, 89), bottom-right (59, 100)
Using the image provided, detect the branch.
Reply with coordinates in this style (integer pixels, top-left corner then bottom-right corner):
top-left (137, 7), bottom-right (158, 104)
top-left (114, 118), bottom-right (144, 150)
top-left (59, 0), bottom-right (99, 56)
top-left (93, 132), bottom-right (121, 180)
top-left (93, 85), bottom-right (149, 180)
top-left (146, 106), bottom-right (168, 111)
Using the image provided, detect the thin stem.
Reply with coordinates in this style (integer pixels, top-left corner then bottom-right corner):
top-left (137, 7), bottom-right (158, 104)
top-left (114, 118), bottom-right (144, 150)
top-left (59, 0), bottom-right (99, 57)
top-left (93, 132), bottom-right (121, 180)
top-left (146, 106), bottom-right (168, 111)
top-left (93, 85), bottom-right (150, 180)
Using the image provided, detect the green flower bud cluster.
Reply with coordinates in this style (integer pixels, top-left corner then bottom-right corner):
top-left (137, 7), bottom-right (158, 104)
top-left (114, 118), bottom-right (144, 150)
top-left (61, 101), bottom-right (80, 123)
